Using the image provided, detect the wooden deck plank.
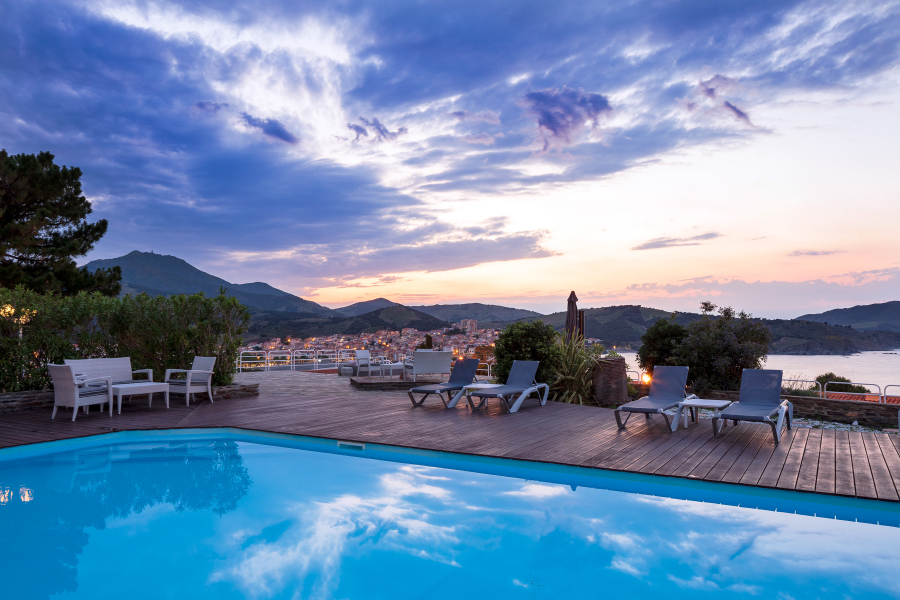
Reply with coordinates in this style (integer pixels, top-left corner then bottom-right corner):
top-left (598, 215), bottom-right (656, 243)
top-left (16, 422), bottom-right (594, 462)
top-left (795, 429), bottom-right (822, 492)
top-left (815, 430), bottom-right (836, 495)
top-left (861, 433), bottom-right (899, 501)
top-left (721, 427), bottom-right (770, 484)
top-left (848, 432), bottom-right (877, 500)
top-left (2, 372), bottom-right (899, 504)
top-left (834, 431), bottom-right (856, 497)
top-left (757, 429), bottom-right (800, 488)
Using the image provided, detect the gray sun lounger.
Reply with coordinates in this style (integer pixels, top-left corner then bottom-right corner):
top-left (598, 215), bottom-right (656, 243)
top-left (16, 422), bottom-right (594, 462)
top-left (467, 360), bottom-right (549, 413)
top-left (614, 365), bottom-right (692, 431)
top-left (408, 358), bottom-right (480, 408)
top-left (712, 369), bottom-right (792, 443)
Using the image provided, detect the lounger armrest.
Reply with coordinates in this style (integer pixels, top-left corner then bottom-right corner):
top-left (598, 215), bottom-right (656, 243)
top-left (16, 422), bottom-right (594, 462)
top-left (133, 369), bottom-right (153, 381)
top-left (685, 393), bottom-right (698, 400)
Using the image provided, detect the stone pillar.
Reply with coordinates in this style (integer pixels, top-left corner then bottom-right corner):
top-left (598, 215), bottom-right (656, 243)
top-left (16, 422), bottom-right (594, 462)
top-left (593, 357), bottom-right (627, 405)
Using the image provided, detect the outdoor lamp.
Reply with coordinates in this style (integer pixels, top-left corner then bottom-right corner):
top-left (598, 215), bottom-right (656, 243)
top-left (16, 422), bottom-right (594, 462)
top-left (641, 373), bottom-right (651, 384)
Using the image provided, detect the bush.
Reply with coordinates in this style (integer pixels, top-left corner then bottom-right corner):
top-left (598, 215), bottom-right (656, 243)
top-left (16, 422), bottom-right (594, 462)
top-left (673, 303), bottom-right (771, 393)
top-left (549, 335), bottom-right (603, 404)
top-left (493, 320), bottom-right (561, 385)
top-left (636, 316), bottom-right (687, 375)
top-left (815, 372), bottom-right (870, 394)
top-left (0, 286), bottom-right (250, 392)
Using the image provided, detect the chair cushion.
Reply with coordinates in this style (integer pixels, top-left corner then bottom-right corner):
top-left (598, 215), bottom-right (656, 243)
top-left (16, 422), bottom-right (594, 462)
top-left (79, 387), bottom-right (110, 397)
top-left (719, 402), bottom-right (780, 421)
top-left (167, 380), bottom-right (210, 387)
top-left (617, 397), bottom-right (681, 414)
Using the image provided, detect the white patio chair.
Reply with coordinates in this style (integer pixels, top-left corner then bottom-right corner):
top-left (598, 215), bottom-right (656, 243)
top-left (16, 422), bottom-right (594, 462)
top-left (165, 356), bottom-right (216, 405)
top-left (48, 364), bottom-right (113, 421)
top-left (354, 350), bottom-right (382, 378)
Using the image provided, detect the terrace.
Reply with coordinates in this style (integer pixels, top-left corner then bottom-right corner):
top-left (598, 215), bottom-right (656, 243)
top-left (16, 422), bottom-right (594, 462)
top-left (3, 370), bottom-right (900, 503)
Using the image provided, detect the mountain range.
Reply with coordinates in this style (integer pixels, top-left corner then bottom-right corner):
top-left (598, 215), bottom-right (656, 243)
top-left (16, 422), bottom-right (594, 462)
top-left (83, 251), bottom-right (900, 353)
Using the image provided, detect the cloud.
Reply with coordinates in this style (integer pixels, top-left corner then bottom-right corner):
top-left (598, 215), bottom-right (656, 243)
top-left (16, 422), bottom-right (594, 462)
top-left (503, 483), bottom-right (569, 498)
top-left (723, 101), bottom-right (752, 124)
top-left (195, 101), bottom-right (228, 112)
top-left (631, 232), bottom-right (722, 250)
top-left (790, 250), bottom-right (842, 256)
top-left (358, 116), bottom-right (407, 141)
top-left (347, 123), bottom-right (368, 141)
top-left (240, 113), bottom-right (299, 145)
top-left (450, 110), bottom-right (501, 124)
top-left (521, 86), bottom-right (612, 150)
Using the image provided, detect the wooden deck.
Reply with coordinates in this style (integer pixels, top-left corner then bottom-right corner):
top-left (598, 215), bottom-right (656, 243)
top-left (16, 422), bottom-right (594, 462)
top-left (3, 372), bottom-right (900, 503)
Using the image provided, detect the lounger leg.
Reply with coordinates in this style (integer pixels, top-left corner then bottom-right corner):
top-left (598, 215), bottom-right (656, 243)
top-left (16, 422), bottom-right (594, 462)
top-left (775, 407), bottom-right (786, 442)
top-left (447, 389), bottom-right (466, 409)
top-left (787, 402), bottom-right (793, 429)
top-left (768, 418), bottom-right (780, 444)
top-left (52, 406), bottom-right (57, 419)
top-left (165, 390), bottom-right (169, 409)
top-left (615, 409), bottom-right (633, 429)
top-left (509, 391), bottom-right (531, 413)
top-left (712, 416), bottom-right (720, 437)
top-left (660, 411), bottom-right (672, 432)
top-left (408, 391), bottom-right (425, 407)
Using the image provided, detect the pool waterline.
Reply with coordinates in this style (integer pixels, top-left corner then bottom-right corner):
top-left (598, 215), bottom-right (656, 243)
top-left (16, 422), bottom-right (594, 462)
top-left (3, 426), bottom-right (898, 527)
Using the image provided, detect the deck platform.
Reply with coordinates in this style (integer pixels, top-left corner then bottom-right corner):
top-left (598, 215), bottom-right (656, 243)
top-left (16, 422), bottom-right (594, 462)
top-left (2, 371), bottom-right (900, 503)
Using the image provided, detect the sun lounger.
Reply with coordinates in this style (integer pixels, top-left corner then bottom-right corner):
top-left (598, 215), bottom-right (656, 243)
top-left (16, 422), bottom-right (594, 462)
top-left (712, 369), bottom-right (792, 443)
top-left (407, 358), bottom-right (480, 408)
top-left (614, 366), bottom-right (691, 431)
top-left (467, 360), bottom-right (549, 413)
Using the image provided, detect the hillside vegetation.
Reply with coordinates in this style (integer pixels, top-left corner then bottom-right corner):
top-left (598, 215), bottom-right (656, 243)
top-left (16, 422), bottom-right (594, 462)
top-left (246, 305), bottom-right (449, 340)
top-left (797, 301), bottom-right (900, 332)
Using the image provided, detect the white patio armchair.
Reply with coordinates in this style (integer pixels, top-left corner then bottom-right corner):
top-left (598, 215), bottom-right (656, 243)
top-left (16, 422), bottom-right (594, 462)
top-left (165, 356), bottom-right (216, 405)
top-left (354, 350), bottom-right (382, 378)
top-left (48, 364), bottom-right (113, 420)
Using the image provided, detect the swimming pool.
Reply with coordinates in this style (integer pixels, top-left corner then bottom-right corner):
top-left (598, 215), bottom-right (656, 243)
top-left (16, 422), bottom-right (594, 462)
top-left (2, 429), bottom-right (900, 599)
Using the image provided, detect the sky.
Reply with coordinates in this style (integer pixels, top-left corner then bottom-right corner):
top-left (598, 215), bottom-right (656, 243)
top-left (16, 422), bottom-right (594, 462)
top-left (2, 0), bottom-right (900, 317)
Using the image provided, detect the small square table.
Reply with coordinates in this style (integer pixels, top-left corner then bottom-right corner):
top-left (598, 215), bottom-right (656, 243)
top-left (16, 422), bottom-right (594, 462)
top-left (672, 398), bottom-right (733, 432)
top-left (461, 383), bottom-right (503, 409)
top-left (111, 382), bottom-right (170, 414)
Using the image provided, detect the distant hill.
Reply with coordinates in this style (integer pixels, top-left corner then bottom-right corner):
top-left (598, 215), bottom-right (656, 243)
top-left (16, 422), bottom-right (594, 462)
top-left (797, 301), bottom-right (900, 332)
top-left (246, 304), bottom-right (449, 340)
top-left (501, 304), bottom-right (900, 355)
top-left (335, 298), bottom-right (399, 316)
top-left (410, 303), bottom-right (543, 323)
top-left (84, 251), bottom-right (335, 316)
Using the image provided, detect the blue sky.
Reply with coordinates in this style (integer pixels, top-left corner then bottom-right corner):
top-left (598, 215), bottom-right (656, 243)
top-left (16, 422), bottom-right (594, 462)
top-left (2, 0), bottom-right (899, 315)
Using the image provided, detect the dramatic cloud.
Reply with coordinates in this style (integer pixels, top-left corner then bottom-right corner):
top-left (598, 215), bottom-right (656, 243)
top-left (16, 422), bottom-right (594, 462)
top-left (347, 123), bottom-right (368, 141)
top-left (240, 113), bottom-right (299, 145)
top-left (632, 232), bottom-right (722, 251)
top-left (195, 101), bottom-right (228, 112)
top-left (521, 87), bottom-right (612, 150)
top-left (723, 101), bottom-right (751, 124)
top-left (358, 117), bottom-right (407, 142)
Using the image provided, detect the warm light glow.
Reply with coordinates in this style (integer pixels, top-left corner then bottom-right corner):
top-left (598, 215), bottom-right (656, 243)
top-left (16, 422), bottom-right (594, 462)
top-left (641, 373), bottom-right (651, 384)
top-left (19, 486), bottom-right (34, 502)
top-left (0, 487), bottom-right (10, 505)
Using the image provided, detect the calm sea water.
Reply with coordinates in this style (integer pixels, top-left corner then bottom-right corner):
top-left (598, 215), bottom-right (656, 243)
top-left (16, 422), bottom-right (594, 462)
top-left (3, 435), bottom-right (900, 599)
top-left (620, 350), bottom-right (900, 390)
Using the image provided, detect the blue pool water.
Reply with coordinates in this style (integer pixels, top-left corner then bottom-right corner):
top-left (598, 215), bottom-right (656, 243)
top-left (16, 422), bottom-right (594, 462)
top-left (2, 430), bottom-right (900, 599)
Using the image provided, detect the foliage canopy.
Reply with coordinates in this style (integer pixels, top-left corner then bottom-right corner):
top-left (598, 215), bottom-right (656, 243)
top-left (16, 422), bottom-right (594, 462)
top-left (493, 320), bottom-right (561, 385)
top-left (672, 303), bottom-right (771, 393)
top-left (0, 150), bottom-right (121, 295)
top-left (636, 315), bottom-right (687, 375)
top-left (0, 286), bottom-right (250, 391)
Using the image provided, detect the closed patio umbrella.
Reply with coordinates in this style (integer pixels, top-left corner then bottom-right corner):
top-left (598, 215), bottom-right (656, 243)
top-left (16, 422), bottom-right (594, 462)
top-left (565, 291), bottom-right (579, 341)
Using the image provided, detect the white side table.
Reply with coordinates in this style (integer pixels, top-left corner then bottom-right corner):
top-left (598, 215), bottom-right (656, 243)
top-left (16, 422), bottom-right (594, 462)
top-left (111, 382), bottom-right (170, 414)
top-left (461, 383), bottom-right (503, 409)
top-left (672, 398), bottom-right (733, 432)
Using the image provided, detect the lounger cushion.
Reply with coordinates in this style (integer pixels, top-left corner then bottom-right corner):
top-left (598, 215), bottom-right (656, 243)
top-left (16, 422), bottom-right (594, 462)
top-left (617, 397), bottom-right (681, 414)
top-left (409, 383), bottom-right (464, 394)
top-left (718, 402), bottom-right (780, 421)
top-left (469, 385), bottom-right (530, 398)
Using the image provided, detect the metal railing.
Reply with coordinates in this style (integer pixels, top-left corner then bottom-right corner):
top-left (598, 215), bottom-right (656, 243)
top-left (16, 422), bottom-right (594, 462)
top-left (824, 380), bottom-right (882, 402)
top-left (884, 385), bottom-right (900, 404)
top-left (626, 370), bottom-right (640, 382)
top-left (476, 362), bottom-right (492, 378)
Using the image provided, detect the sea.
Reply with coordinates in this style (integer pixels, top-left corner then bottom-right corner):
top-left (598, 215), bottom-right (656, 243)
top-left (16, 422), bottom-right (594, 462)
top-left (618, 350), bottom-right (900, 391)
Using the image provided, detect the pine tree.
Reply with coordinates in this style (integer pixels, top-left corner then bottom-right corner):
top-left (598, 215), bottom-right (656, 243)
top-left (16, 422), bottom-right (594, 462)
top-left (0, 150), bottom-right (121, 295)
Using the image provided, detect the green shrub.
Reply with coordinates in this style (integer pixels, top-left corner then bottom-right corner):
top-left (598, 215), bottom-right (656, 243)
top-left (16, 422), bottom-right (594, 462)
top-left (549, 335), bottom-right (603, 404)
top-left (815, 372), bottom-right (870, 394)
top-left (673, 303), bottom-right (771, 393)
top-left (636, 316), bottom-right (687, 375)
top-left (0, 286), bottom-right (249, 391)
top-left (493, 320), bottom-right (561, 385)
